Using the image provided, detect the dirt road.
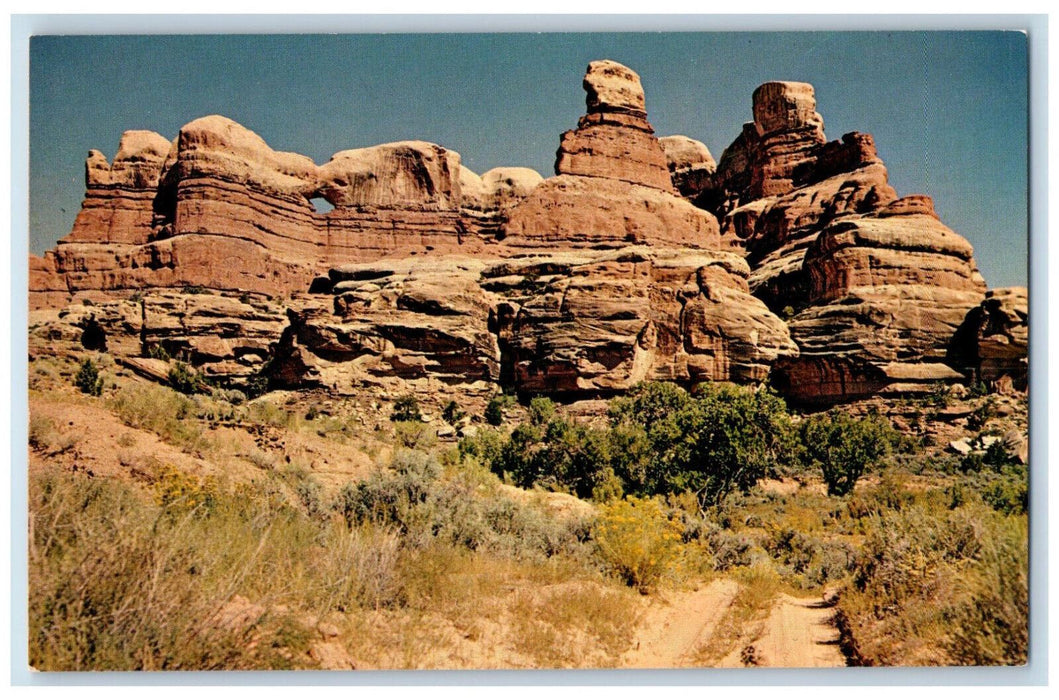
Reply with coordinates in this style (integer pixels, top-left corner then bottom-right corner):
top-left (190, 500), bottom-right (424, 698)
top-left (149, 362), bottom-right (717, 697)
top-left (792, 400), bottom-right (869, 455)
top-left (623, 581), bottom-right (845, 669)
top-left (737, 593), bottom-right (846, 668)
top-left (621, 578), bottom-right (740, 668)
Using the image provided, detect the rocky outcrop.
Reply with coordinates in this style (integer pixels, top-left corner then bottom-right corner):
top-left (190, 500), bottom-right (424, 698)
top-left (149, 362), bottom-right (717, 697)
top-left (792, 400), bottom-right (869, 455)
top-left (272, 248), bottom-right (796, 398)
top-left (489, 248), bottom-right (796, 395)
top-left (30, 59), bottom-right (1018, 407)
top-left (28, 291), bottom-right (288, 383)
top-left (949, 287), bottom-right (1029, 390)
top-left (31, 121), bottom-right (542, 309)
top-left (66, 130), bottom-right (173, 246)
top-left (504, 61), bottom-right (726, 251)
top-left (692, 82), bottom-right (990, 405)
top-left (659, 135), bottom-right (716, 201)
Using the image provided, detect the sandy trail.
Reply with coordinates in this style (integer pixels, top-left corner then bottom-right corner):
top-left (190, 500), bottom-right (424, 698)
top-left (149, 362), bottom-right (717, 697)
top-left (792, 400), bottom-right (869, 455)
top-left (741, 593), bottom-right (846, 668)
top-left (621, 578), bottom-right (740, 669)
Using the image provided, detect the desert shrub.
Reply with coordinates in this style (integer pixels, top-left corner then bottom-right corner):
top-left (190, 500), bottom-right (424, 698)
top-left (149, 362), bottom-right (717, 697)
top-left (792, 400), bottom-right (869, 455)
top-left (484, 393), bottom-right (516, 426)
top-left (441, 400), bottom-right (465, 425)
top-left (108, 384), bottom-right (210, 454)
top-left (168, 361), bottom-right (209, 395)
top-left (28, 414), bottom-right (58, 451)
top-left (335, 449), bottom-right (589, 561)
top-left (74, 358), bottom-right (104, 396)
top-left (151, 464), bottom-right (218, 514)
top-left (845, 470), bottom-right (916, 519)
top-left (243, 373), bottom-right (270, 400)
top-left (392, 420), bottom-right (437, 450)
top-left (967, 398), bottom-right (998, 431)
top-left (390, 394), bottom-right (422, 423)
top-left (610, 382), bottom-right (796, 505)
top-left (977, 464), bottom-right (1029, 516)
top-left (708, 529), bottom-right (756, 571)
top-left (528, 396), bottom-right (557, 426)
top-left (28, 468), bottom-right (316, 670)
top-left (944, 514), bottom-right (1029, 665)
top-left (457, 427), bottom-right (505, 468)
top-left (216, 388), bottom-right (247, 406)
top-left (591, 495), bottom-right (684, 592)
top-left (801, 411), bottom-right (899, 496)
top-left (146, 343), bottom-right (171, 361)
top-left (837, 502), bottom-right (1028, 666)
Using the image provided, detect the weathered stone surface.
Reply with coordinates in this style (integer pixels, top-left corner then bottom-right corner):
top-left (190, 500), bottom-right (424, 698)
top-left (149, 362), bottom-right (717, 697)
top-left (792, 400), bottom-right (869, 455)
top-left (493, 248), bottom-right (796, 395)
top-left (504, 60), bottom-right (726, 252)
top-left (30, 60), bottom-right (1020, 409)
top-left (64, 130), bottom-right (173, 246)
top-left (31, 119), bottom-right (540, 305)
top-left (583, 59), bottom-right (647, 117)
top-left (272, 257), bottom-right (500, 391)
top-left (503, 175), bottom-right (723, 250)
top-left (660, 135), bottom-right (716, 201)
top-left (272, 249), bottom-right (796, 398)
top-left (949, 287), bottom-right (1028, 390)
top-left (28, 291), bottom-right (287, 383)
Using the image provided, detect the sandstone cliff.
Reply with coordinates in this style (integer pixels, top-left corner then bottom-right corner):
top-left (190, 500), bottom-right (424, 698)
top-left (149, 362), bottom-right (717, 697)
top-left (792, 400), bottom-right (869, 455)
top-left (29, 59), bottom-right (1019, 406)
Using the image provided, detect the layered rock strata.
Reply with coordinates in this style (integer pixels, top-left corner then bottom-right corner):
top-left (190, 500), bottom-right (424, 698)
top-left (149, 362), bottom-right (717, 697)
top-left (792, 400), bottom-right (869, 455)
top-left (28, 291), bottom-right (288, 383)
top-left (30, 59), bottom-right (1017, 407)
top-left (31, 120), bottom-right (543, 309)
top-left (948, 287), bottom-right (1029, 390)
top-left (503, 60), bottom-right (727, 251)
top-left (704, 85), bottom-right (989, 404)
top-left (271, 249), bottom-right (797, 397)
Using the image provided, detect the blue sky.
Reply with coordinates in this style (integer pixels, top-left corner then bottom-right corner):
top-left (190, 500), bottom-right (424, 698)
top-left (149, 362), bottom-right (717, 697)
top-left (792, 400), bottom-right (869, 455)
top-left (29, 31), bottom-right (1028, 288)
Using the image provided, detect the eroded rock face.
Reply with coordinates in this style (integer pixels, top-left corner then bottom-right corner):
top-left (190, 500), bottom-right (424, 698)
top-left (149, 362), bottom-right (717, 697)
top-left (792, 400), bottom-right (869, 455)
top-left (949, 287), bottom-right (1028, 390)
top-left (505, 61), bottom-right (726, 251)
top-left (65, 130), bottom-right (173, 246)
top-left (692, 81), bottom-right (992, 405)
top-left (660, 135), bottom-right (716, 201)
top-left (30, 59), bottom-right (1018, 407)
top-left (271, 249), bottom-right (797, 397)
top-left (31, 120), bottom-right (542, 308)
top-left (28, 291), bottom-right (288, 383)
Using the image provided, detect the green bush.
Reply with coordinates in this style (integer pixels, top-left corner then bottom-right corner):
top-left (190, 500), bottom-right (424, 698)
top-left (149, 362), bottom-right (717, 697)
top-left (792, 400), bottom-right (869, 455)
top-left (74, 358), bottom-right (104, 396)
top-left (390, 394), bottom-right (422, 423)
top-left (168, 362), bottom-right (209, 395)
top-left (800, 411), bottom-right (898, 496)
top-left (610, 382), bottom-right (796, 505)
top-left (528, 397), bottom-right (557, 426)
top-left (441, 400), bottom-right (465, 425)
top-left (484, 393), bottom-right (516, 426)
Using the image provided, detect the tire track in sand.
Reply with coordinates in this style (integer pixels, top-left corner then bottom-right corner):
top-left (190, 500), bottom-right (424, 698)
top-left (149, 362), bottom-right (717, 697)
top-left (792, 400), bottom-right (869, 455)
top-left (735, 593), bottom-right (846, 668)
top-left (621, 578), bottom-right (740, 669)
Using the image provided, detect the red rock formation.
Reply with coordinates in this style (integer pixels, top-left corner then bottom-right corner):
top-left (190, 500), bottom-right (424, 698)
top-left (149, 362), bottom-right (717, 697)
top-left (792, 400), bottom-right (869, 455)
top-left (659, 135), bottom-right (716, 202)
top-left (948, 287), bottom-right (1028, 390)
top-left (505, 61), bottom-right (726, 251)
top-left (30, 120), bottom-right (542, 308)
top-left (273, 248), bottom-right (797, 397)
top-left (28, 291), bottom-right (287, 383)
top-left (706, 84), bottom-right (989, 404)
top-left (65, 130), bottom-right (173, 245)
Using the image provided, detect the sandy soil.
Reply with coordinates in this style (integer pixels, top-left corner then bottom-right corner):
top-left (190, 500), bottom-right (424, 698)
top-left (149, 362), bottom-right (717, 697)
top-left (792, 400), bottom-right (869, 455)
top-left (722, 592), bottom-right (846, 668)
top-left (620, 579), bottom-right (740, 668)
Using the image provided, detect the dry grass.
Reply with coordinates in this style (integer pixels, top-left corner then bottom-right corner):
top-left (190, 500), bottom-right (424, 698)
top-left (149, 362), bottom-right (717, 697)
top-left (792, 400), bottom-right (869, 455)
top-left (691, 561), bottom-right (782, 665)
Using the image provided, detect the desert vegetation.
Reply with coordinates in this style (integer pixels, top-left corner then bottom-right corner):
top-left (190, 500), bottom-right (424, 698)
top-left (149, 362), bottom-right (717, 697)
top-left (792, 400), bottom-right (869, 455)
top-left (27, 352), bottom-right (1029, 669)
